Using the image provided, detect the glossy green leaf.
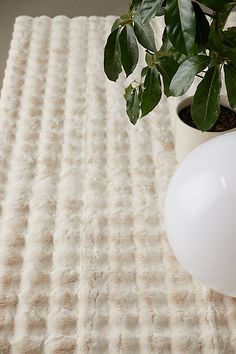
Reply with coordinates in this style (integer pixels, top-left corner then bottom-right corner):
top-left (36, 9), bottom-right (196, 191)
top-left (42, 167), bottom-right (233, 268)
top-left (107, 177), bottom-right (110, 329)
top-left (130, 0), bottom-right (143, 11)
top-left (223, 27), bottom-right (236, 48)
top-left (140, 0), bottom-right (160, 22)
top-left (104, 28), bottom-right (122, 81)
top-left (134, 19), bottom-right (157, 52)
top-left (159, 29), bottom-right (186, 63)
top-left (192, 2), bottom-right (210, 48)
top-left (170, 55), bottom-right (210, 96)
top-left (174, 52), bottom-right (189, 64)
top-left (222, 47), bottom-right (236, 62)
top-left (156, 56), bottom-right (179, 96)
top-left (160, 28), bottom-right (173, 52)
top-left (141, 66), bottom-right (149, 77)
top-left (191, 67), bottom-right (221, 131)
top-left (217, 28), bottom-right (236, 62)
top-left (125, 87), bottom-right (141, 124)
top-left (111, 18), bottom-right (124, 32)
top-left (119, 25), bottom-right (139, 77)
top-left (135, 0), bottom-right (165, 23)
top-left (218, 10), bottom-right (234, 29)
top-left (224, 63), bottom-right (236, 108)
top-left (120, 14), bottom-right (130, 20)
top-left (124, 84), bottom-right (134, 100)
top-left (156, 0), bottom-right (166, 16)
top-left (145, 51), bottom-right (155, 67)
top-left (208, 30), bottom-right (223, 52)
top-left (197, 0), bottom-right (232, 12)
top-left (165, 0), bottom-right (196, 54)
top-left (141, 67), bottom-right (162, 116)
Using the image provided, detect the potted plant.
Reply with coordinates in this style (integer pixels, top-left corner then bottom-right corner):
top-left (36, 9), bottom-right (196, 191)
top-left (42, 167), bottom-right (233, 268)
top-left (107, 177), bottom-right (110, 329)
top-left (104, 0), bottom-right (236, 161)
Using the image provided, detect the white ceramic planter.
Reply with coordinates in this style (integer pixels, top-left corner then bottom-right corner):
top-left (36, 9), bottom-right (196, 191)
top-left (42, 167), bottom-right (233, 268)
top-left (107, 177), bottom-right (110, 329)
top-left (174, 96), bottom-right (236, 162)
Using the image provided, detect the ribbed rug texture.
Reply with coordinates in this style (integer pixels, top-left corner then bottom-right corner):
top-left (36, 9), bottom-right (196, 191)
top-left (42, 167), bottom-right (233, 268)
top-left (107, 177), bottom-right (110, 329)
top-left (0, 15), bottom-right (236, 354)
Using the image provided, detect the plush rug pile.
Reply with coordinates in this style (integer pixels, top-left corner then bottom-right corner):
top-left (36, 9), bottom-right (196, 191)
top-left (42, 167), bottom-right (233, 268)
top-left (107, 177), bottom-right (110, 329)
top-left (0, 15), bottom-right (236, 354)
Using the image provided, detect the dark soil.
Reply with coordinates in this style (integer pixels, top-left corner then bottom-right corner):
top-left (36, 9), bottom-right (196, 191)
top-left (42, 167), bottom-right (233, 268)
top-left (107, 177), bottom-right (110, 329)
top-left (179, 105), bottom-right (236, 132)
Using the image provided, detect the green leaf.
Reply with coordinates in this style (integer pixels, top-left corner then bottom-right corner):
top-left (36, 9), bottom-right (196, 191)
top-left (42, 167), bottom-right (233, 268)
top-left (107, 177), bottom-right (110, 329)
top-left (174, 52), bottom-right (189, 64)
top-left (160, 28), bottom-right (173, 51)
top-left (119, 25), bottom-right (139, 77)
top-left (156, 0), bottom-right (166, 16)
top-left (224, 63), bottom-right (236, 108)
top-left (156, 56), bottom-right (179, 96)
top-left (192, 2), bottom-right (210, 48)
top-left (222, 46), bottom-right (236, 62)
top-left (217, 28), bottom-right (236, 61)
top-left (120, 14), bottom-right (130, 20)
top-left (165, 0), bottom-right (196, 55)
top-left (111, 18), bottom-right (124, 32)
top-left (145, 51), bottom-right (155, 66)
top-left (191, 66), bottom-right (221, 131)
top-left (170, 55), bottom-right (210, 96)
top-left (140, 0), bottom-right (160, 22)
top-left (124, 84), bottom-right (134, 100)
top-left (135, 0), bottom-right (165, 23)
top-left (134, 19), bottom-right (157, 52)
top-left (141, 67), bottom-right (162, 116)
top-left (222, 27), bottom-right (236, 48)
top-left (141, 66), bottom-right (149, 77)
top-left (130, 0), bottom-right (143, 11)
top-left (125, 87), bottom-right (141, 124)
top-left (197, 0), bottom-right (232, 12)
top-left (159, 29), bottom-right (186, 62)
top-left (208, 30), bottom-right (223, 52)
top-left (104, 28), bottom-right (122, 81)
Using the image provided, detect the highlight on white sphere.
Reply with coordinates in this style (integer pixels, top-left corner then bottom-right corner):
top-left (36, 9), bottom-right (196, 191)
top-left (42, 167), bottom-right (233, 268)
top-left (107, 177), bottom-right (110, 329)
top-left (164, 131), bottom-right (236, 297)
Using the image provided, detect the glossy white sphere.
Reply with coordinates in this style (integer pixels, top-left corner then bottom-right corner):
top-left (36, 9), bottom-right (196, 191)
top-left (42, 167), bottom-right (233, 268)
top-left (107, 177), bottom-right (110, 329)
top-left (164, 131), bottom-right (236, 297)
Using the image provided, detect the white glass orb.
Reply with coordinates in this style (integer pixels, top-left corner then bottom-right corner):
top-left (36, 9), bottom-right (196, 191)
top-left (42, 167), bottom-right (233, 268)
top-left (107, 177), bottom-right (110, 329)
top-left (164, 131), bottom-right (236, 297)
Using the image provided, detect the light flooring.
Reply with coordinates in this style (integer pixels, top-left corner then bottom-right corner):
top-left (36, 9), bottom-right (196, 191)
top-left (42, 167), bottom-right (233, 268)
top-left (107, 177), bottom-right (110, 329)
top-left (0, 0), bottom-right (129, 87)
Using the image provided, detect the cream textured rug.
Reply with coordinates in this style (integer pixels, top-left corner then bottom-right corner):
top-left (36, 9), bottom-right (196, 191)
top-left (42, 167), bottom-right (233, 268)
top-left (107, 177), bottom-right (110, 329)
top-left (0, 15), bottom-right (236, 354)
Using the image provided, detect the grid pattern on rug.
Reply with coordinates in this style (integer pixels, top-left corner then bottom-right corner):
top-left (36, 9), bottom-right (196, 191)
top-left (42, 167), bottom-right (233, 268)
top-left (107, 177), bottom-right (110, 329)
top-left (0, 15), bottom-right (236, 354)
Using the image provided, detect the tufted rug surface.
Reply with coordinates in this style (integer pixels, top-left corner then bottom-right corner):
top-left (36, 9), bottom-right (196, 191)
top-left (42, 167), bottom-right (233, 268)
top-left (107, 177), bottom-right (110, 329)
top-left (0, 15), bottom-right (236, 354)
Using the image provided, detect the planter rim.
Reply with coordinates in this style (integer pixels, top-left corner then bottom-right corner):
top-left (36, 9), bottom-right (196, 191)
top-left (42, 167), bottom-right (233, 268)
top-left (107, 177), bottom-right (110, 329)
top-left (176, 95), bottom-right (235, 134)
